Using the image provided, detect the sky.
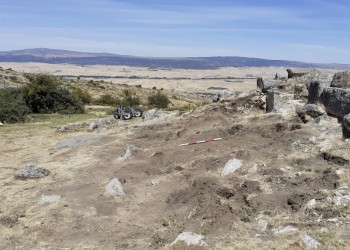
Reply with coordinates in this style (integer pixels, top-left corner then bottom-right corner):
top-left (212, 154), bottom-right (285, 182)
top-left (0, 0), bottom-right (350, 63)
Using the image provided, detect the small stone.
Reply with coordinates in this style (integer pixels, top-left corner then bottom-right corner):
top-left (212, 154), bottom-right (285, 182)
top-left (151, 180), bottom-right (159, 186)
top-left (300, 234), bottom-right (321, 249)
top-left (38, 195), bottom-right (61, 205)
top-left (272, 225), bottom-right (299, 234)
top-left (119, 145), bottom-right (138, 161)
top-left (258, 219), bottom-right (268, 232)
top-left (170, 232), bottom-right (207, 247)
top-left (304, 199), bottom-right (316, 210)
top-left (103, 178), bottom-right (125, 197)
top-left (221, 158), bottom-right (243, 177)
top-left (309, 137), bottom-right (317, 144)
top-left (0, 122), bottom-right (3, 126)
top-left (16, 164), bottom-right (50, 180)
top-left (327, 218), bottom-right (338, 222)
top-left (56, 125), bottom-right (70, 132)
top-left (88, 122), bottom-right (98, 131)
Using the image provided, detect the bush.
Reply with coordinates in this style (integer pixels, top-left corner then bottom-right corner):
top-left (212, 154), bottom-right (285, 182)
top-left (22, 74), bottom-right (84, 114)
top-left (94, 94), bottom-right (119, 106)
top-left (148, 91), bottom-right (170, 109)
top-left (71, 87), bottom-right (93, 104)
top-left (121, 89), bottom-right (140, 107)
top-left (0, 88), bottom-right (31, 123)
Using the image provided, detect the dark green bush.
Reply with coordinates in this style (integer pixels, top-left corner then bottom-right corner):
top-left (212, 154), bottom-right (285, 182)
top-left (22, 74), bottom-right (84, 114)
top-left (0, 88), bottom-right (31, 123)
top-left (148, 91), bottom-right (170, 109)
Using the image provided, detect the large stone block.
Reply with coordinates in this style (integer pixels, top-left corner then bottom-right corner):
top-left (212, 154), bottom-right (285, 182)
top-left (320, 88), bottom-right (350, 118)
top-left (266, 91), bottom-right (302, 115)
top-left (308, 80), bottom-right (331, 104)
top-left (331, 71), bottom-right (350, 88)
top-left (257, 77), bottom-right (289, 93)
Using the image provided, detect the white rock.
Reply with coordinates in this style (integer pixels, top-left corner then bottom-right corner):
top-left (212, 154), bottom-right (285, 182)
top-left (38, 195), bottom-right (61, 205)
top-left (300, 234), bottom-right (321, 249)
top-left (0, 122), bottom-right (4, 126)
top-left (334, 195), bottom-right (350, 205)
top-left (221, 158), bottom-right (243, 177)
top-left (309, 136), bottom-right (316, 144)
top-left (151, 179), bottom-right (159, 186)
top-left (170, 232), bottom-right (207, 247)
top-left (272, 225), bottom-right (298, 234)
top-left (258, 219), bottom-right (268, 232)
top-left (304, 199), bottom-right (317, 210)
top-left (327, 218), bottom-right (338, 222)
top-left (317, 140), bottom-right (333, 152)
top-left (103, 178), bottom-right (125, 197)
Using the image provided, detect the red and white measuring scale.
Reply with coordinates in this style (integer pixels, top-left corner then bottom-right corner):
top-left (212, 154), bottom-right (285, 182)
top-left (180, 138), bottom-right (222, 146)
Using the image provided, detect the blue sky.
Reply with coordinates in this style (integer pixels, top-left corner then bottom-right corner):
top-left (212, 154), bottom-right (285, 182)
top-left (0, 0), bottom-right (350, 63)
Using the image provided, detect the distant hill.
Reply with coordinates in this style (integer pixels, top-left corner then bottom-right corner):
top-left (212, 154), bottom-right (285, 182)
top-left (1, 48), bottom-right (350, 70)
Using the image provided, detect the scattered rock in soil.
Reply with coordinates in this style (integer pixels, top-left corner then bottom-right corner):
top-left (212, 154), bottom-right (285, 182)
top-left (38, 195), bottom-right (61, 205)
top-left (0, 122), bottom-right (3, 126)
top-left (88, 122), bottom-right (98, 131)
top-left (119, 144), bottom-right (139, 161)
top-left (221, 158), bottom-right (243, 177)
top-left (56, 125), bottom-right (70, 132)
top-left (258, 219), bottom-right (268, 232)
top-left (103, 178), bottom-right (125, 197)
top-left (170, 232), bottom-right (207, 247)
top-left (15, 164), bottom-right (49, 180)
top-left (300, 234), bottom-right (321, 249)
top-left (303, 199), bottom-right (317, 210)
top-left (272, 225), bottom-right (298, 234)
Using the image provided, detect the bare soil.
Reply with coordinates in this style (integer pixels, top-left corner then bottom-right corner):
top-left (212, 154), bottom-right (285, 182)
top-left (1, 68), bottom-right (350, 249)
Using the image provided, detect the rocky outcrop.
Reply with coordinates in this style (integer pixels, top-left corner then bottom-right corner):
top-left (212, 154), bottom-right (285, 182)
top-left (257, 77), bottom-right (289, 93)
top-left (331, 71), bottom-right (350, 88)
top-left (320, 88), bottom-right (350, 118)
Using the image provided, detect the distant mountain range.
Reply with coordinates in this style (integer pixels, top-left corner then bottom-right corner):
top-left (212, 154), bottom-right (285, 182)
top-left (0, 48), bottom-right (350, 70)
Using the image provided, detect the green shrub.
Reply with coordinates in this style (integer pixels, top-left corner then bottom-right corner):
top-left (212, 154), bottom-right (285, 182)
top-left (121, 89), bottom-right (140, 107)
top-left (148, 91), bottom-right (170, 109)
top-left (22, 74), bottom-right (84, 114)
top-left (0, 88), bottom-right (31, 123)
top-left (71, 87), bottom-right (93, 104)
top-left (94, 94), bottom-right (119, 106)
